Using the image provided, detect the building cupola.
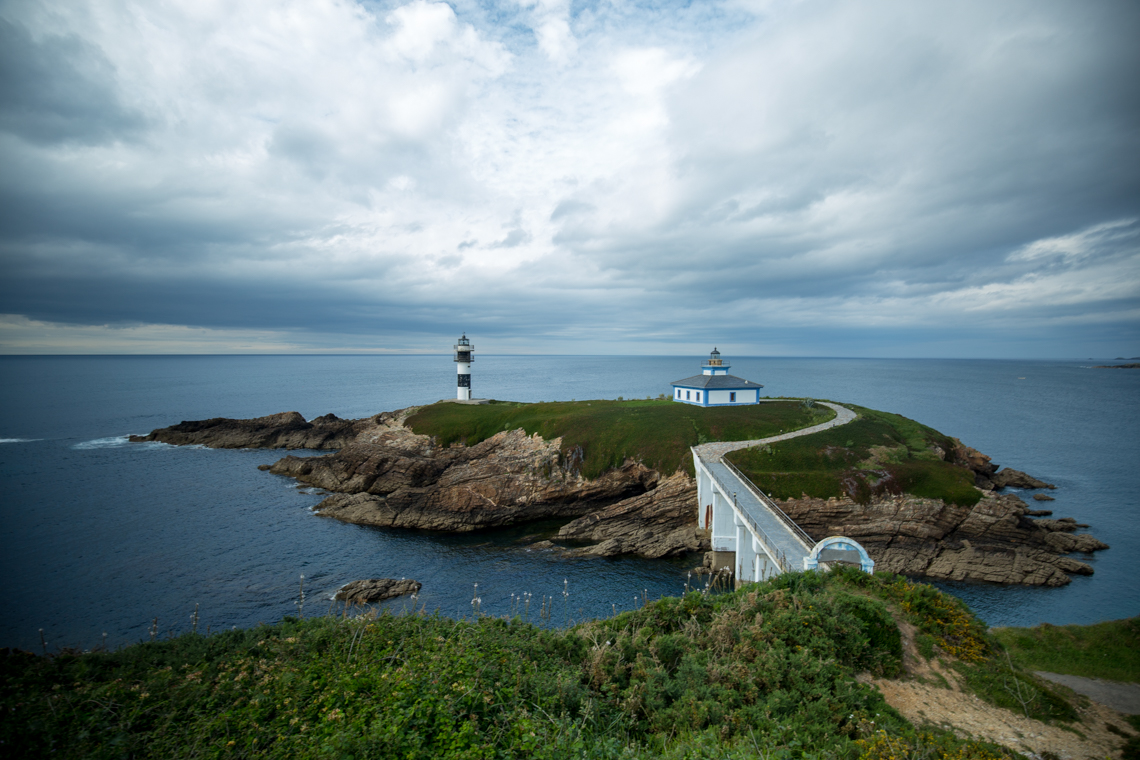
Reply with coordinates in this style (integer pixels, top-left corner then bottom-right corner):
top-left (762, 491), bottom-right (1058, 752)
top-left (702, 347), bottom-right (729, 376)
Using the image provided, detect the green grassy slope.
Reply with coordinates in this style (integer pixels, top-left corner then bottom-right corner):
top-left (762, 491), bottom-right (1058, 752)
top-left (1, 569), bottom-right (1047, 759)
top-left (406, 399), bottom-right (832, 478)
top-left (725, 405), bottom-right (981, 506)
top-left (992, 617), bottom-right (1140, 683)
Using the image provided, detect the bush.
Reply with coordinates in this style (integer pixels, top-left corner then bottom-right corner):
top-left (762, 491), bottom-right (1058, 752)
top-left (0, 571), bottom-right (1062, 759)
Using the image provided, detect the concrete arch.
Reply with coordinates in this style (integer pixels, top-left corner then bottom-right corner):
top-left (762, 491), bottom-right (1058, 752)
top-left (803, 536), bottom-right (875, 574)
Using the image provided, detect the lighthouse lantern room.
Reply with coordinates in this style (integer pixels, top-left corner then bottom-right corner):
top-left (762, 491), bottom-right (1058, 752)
top-left (454, 334), bottom-right (474, 400)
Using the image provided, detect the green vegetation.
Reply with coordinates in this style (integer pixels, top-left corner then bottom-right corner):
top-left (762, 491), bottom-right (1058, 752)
top-left (991, 617), bottom-right (1140, 683)
top-left (2, 569), bottom-right (1054, 759)
top-left (406, 398), bottom-right (833, 478)
top-left (725, 405), bottom-right (981, 506)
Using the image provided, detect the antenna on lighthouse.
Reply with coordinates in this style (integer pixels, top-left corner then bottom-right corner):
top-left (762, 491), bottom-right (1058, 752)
top-left (454, 333), bottom-right (473, 401)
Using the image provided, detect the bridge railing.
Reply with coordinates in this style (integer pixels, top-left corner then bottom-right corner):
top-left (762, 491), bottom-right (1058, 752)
top-left (700, 461), bottom-right (794, 573)
top-left (719, 457), bottom-right (815, 551)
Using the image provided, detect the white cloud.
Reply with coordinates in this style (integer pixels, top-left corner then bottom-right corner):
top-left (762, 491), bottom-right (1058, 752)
top-left (515, 0), bottom-right (577, 65)
top-left (1008, 218), bottom-right (1139, 264)
top-left (0, 0), bottom-right (1137, 357)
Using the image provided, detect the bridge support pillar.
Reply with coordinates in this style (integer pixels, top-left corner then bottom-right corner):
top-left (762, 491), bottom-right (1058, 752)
top-left (734, 514), bottom-right (759, 587)
top-left (754, 550), bottom-right (776, 582)
top-left (711, 489), bottom-right (735, 552)
top-left (696, 464), bottom-right (711, 526)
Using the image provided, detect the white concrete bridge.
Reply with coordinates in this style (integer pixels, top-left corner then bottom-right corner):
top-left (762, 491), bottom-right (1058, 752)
top-left (693, 401), bottom-right (875, 584)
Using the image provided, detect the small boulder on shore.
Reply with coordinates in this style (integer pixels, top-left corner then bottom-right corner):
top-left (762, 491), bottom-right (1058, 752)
top-left (990, 468), bottom-right (1056, 490)
top-left (335, 578), bottom-right (421, 604)
top-left (1032, 493), bottom-right (1055, 501)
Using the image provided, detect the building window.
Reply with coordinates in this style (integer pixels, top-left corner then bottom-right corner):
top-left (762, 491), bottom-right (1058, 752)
top-left (676, 389), bottom-right (680, 398)
top-left (730, 392), bottom-right (736, 402)
top-left (686, 390), bottom-right (690, 400)
top-left (696, 392), bottom-right (701, 402)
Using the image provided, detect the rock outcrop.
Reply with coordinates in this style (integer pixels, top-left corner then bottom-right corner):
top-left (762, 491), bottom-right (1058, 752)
top-left (950, 442), bottom-right (1055, 491)
top-left (129, 412), bottom-right (367, 449)
top-left (775, 492), bottom-right (1108, 586)
top-left (990, 468), bottom-right (1056, 490)
top-left (274, 415), bottom-right (659, 532)
top-left (335, 578), bottom-right (421, 603)
top-left (556, 473), bottom-right (708, 558)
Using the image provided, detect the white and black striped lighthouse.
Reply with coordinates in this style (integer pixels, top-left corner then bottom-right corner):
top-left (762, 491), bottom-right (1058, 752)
top-left (454, 333), bottom-right (473, 400)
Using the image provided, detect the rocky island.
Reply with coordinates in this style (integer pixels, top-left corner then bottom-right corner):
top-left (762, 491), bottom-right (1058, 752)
top-left (131, 398), bottom-right (1107, 586)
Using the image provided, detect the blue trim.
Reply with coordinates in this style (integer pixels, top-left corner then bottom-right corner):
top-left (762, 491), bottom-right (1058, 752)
top-left (700, 401), bottom-right (759, 406)
top-left (671, 396), bottom-right (762, 407)
top-left (672, 383), bottom-right (759, 391)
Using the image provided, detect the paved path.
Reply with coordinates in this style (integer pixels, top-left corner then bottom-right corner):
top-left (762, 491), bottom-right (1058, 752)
top-left (695, 401), bottom-right (857, 459)
top-left (1035, 672), bottom-right (1140, 715)
top-left (693, 400), bottom-right (859, 572)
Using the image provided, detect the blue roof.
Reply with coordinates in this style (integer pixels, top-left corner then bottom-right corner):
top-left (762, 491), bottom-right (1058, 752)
top-left (672, 374), bottom-right (763, 389)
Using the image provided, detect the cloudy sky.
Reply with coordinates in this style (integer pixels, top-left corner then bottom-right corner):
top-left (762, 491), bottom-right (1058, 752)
top-left (1, 0), bottom-right (1137, 357)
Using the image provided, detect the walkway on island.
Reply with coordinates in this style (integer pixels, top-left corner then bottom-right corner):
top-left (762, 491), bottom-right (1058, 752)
top-left (693, 401), bottom-right (860, 577)
top-left (695, 400), bottom-right (857, 460)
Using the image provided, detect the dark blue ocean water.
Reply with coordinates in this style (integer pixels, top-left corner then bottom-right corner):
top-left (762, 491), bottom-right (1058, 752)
top-left (1, 355), bottom-right (1137, 651)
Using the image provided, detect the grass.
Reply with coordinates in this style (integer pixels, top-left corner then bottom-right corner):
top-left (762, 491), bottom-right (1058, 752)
top-left (725, 405), bottom-right (982, 507)
top-left (991, 617), bottom-right (1140, 683)
top-left (406, 398), bottom-right (833, 479)
top-left (1, 568), bottom-right (1039, 759)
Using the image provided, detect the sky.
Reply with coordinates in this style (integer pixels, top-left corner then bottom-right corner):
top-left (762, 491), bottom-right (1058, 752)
top-left (0, 0), bottom-right (1138, 357)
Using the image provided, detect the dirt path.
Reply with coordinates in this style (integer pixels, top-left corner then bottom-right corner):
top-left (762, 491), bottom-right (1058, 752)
top-left (871, 675), bottom-right (1134, 758)
top-left (866, 616), bottom-right (1138, 758)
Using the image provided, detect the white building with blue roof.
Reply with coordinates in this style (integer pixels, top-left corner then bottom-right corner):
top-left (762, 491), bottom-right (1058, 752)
top-left (672, 348), bottom-right (764, 407)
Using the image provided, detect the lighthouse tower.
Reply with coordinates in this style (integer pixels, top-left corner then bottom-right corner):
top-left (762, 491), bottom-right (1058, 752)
top-left (454, 334), bottom-right (473, 400)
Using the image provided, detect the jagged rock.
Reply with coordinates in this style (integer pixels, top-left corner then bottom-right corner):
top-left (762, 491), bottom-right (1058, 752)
top-left (950, 443), bottom-right (1053, 492)
top-left (775, 492), bottom-right (1107, 587)
top-left (556, 473), bottom-right (709, 558)
top-left (1026, 509), bottom-right (1052, 516)
top-left (952, 442), bottom-right (997, 476)
top-left (287, 423), bottom-right (659, 532)
top-left (1043, 532), bottom-right (1108, 553)
top-left (990, 468), bottom-right (1056, 490)
top-left (1032, 493), bottom-right (1055, 501)
top-left (1035, 518), bottom-right (1078, 532)
top-left (129, 411), bottom-right (367, 449)
top-left (335, 578), bottom-right (421, 603)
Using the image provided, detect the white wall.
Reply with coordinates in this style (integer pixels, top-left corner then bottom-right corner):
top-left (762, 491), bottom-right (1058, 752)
top-left (708, 389), bottom-right (758, 405)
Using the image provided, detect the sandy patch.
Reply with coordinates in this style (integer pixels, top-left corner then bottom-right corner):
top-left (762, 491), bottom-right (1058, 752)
top-left (870, 674), bottom-right (1134, 758)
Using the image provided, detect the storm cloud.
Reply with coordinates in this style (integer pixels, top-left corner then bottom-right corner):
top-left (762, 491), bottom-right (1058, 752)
top-left (0, 0), bottom-right (1137, 356)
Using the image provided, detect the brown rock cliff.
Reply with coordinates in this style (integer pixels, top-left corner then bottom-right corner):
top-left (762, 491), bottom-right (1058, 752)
top-left (775, 492), bottom-right (1107, 586)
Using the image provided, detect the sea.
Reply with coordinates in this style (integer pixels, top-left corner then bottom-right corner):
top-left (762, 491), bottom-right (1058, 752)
top-left (0, 355), bottom-right (1137, 652)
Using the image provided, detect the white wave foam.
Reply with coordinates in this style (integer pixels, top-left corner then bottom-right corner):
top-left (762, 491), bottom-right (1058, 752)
top-left (72, 436), bottom-right (132, 450)
top-left (0, 438), bottom-right (40, 444)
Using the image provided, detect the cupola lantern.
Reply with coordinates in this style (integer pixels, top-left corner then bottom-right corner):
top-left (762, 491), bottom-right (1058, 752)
top-left (702, 348), bottom-right (728, 375)
top-left (454, 334), bottom-right (474, 400)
